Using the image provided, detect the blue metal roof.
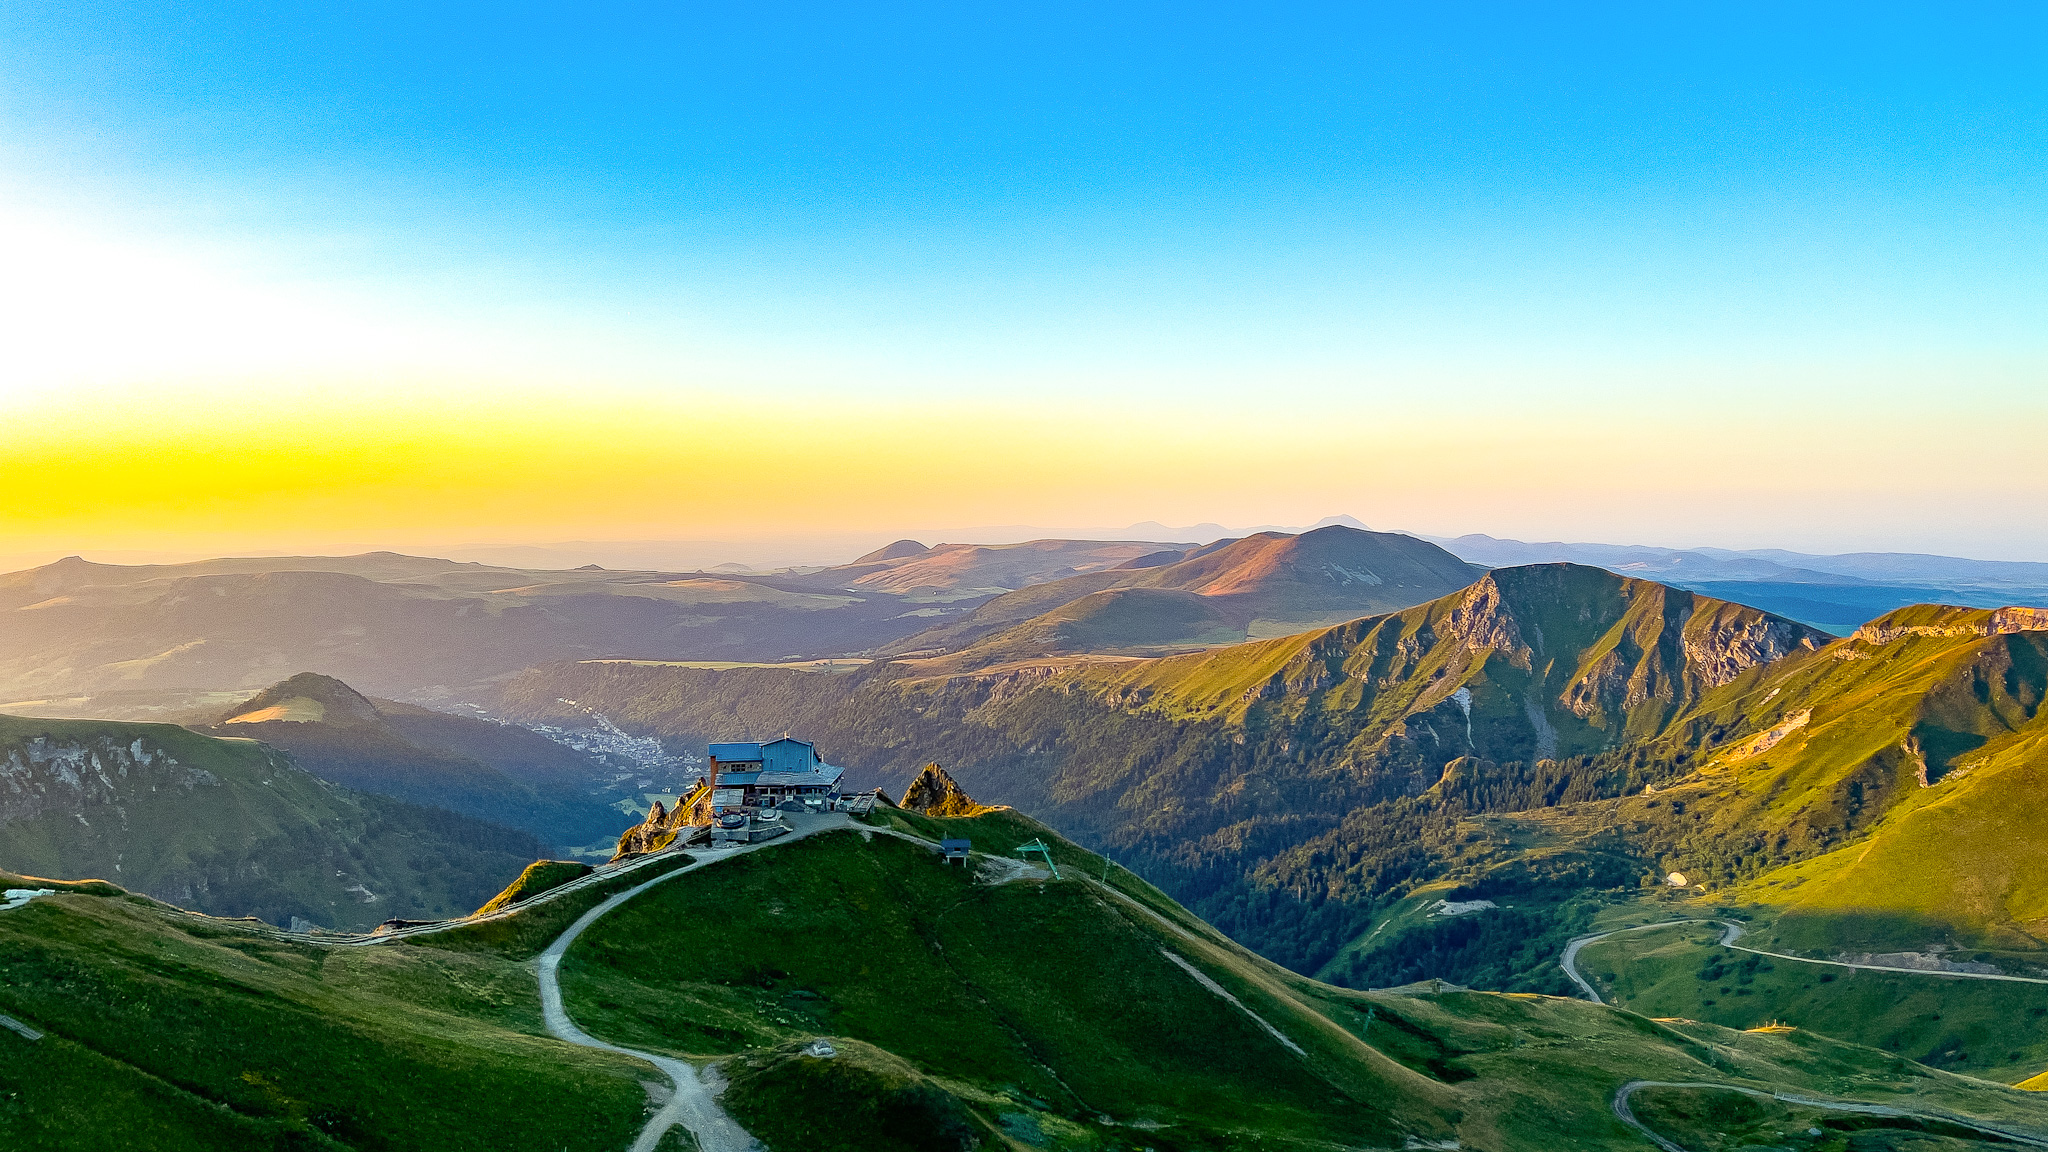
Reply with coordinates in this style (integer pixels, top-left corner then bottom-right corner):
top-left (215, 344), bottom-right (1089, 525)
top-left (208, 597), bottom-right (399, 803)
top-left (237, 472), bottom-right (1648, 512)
top-left (708, 742), bottom-right (763, 762)
top-left (709, 765), bottom-right (845, 788)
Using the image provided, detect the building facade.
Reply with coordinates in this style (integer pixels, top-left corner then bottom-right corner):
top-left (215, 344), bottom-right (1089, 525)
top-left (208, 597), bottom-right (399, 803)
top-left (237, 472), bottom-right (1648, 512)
top-left (707, 737), bottom-right (846, 815)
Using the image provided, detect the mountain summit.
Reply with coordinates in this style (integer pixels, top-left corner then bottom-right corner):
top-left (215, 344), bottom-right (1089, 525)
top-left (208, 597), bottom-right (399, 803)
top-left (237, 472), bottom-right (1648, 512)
top-left (220, 672), bottom-right (383, 727)
top-left (890, 525), bottom-right (1485, 663)
top-left (205, 674), bottom-right (624, 853)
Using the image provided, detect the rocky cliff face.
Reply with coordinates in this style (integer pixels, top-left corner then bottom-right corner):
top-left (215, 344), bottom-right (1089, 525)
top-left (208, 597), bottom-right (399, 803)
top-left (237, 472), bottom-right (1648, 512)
top-left (0, 733), bottom-right (223, 823)
top-left (1855, 605), bottom-right (2048, 645)
top-left (1204, 565), bottom-right (1826, 774)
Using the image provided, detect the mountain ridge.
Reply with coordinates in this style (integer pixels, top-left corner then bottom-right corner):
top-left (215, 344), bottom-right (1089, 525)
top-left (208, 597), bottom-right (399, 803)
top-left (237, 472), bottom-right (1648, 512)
top-left (886, 525), bottom-right (1486, 664)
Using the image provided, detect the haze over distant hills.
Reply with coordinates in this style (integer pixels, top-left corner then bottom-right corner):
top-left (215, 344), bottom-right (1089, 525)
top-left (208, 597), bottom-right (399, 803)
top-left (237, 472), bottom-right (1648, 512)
top-left (0, 546), bottom-right (1155, 716)
top-left (882, 526), bottom-right (1484, 668)
top-left (1429, 533), bottom-right (2048, 637)
top-left (0, 529), bottom-right (1459, 718)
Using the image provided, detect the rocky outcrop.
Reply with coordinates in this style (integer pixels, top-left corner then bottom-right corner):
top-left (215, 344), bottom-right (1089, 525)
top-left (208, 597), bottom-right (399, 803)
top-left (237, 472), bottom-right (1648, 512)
top-left (612, 779), bottom-right (711, 860)
top-left (899, 764), bottom-right (994, 818)
top-left (0, 734), bottom-right (222, 823)
top-left (475, 859), bottom-right (592, 914)
top-left (1855, 606), bottom-right (2048, 645)
top-left (1680, 607), bottom-right (1827, 690)
top-left (1438, 575), bottom-right (1535, 666)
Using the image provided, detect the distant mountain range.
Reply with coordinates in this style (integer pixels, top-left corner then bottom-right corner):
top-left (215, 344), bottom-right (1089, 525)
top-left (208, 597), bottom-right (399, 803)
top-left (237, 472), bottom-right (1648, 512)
top-left (1429, 533), bottom-right (2048, 636)
top-left (881, 526), bottom-right (1483, 668)
top-left (0, 544), bottom-right (1174, 715)
top-left (1433, 534), bottom-right (2048, 587)
top-left (0, 530), bottom-right (1474, 716)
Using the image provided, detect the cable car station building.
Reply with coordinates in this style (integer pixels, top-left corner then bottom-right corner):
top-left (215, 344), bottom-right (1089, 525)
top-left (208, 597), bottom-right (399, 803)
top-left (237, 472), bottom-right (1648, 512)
top-left (708, 738), bottom-right (847, 816)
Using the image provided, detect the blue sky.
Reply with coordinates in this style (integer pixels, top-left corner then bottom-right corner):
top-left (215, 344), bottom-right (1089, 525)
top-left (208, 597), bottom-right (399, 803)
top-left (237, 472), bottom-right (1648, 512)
top-left (2, 3), bottom-right (2045, 556)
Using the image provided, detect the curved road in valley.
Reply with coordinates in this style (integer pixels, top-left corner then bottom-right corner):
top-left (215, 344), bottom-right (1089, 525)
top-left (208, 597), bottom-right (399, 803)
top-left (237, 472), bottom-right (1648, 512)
top-left (1612, 1080), bottom-right (2048, 1152)
top-left (1561, 918), bottom-right (2048, 1005)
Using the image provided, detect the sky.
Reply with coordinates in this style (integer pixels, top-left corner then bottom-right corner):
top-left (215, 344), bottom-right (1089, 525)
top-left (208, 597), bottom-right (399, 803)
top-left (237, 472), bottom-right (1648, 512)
top-left (2, 2), bottom-right (2045, 564)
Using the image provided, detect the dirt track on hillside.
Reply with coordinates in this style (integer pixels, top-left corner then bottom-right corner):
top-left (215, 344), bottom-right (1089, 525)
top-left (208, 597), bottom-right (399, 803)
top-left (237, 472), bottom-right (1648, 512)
top-left (1561, 918), bottom-right (2048, 1005)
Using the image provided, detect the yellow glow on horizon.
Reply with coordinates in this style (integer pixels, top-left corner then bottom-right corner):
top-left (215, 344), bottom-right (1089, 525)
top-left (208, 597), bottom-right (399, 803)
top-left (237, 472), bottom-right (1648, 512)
top-left (7, 370), bottom-right (2043, 562)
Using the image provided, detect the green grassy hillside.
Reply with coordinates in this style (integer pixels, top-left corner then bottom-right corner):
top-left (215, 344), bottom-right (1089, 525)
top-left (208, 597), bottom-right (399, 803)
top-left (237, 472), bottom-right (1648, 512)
top-left (6, 808), bottom-right (2048, 1150)
top-left (0, 713), bottom-right (544, 928)
top-left (547, 811), bottom-right (2048, 1150)
top-left (0, 874), bottom-right (647, 1151)
top-left (1575, 919), bottom-right (2048, 1085)
top-left (1554, 607), bottom-right (2048, 950)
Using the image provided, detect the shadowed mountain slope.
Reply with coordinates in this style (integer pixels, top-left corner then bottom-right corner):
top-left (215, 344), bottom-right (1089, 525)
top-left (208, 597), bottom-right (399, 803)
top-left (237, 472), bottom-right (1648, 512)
top-left (0, 713), bottom-right (543, 928)
top-left (201, 673), bottom-right (624, 852)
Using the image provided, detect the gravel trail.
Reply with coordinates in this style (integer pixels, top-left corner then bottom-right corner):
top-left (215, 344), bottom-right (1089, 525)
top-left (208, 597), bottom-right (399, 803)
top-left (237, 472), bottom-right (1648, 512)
top-left (1561, 918), bottom-right (2048, 1005)
top-left (1612, 1079), bottom-right (2048, 1151)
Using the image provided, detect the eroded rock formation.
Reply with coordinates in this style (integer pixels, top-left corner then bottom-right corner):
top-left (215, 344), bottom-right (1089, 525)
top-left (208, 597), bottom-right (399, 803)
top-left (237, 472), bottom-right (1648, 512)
top-left (612, 779), bottom-right (711, 860)
top-left (899, 764), bottom-right (994, 817)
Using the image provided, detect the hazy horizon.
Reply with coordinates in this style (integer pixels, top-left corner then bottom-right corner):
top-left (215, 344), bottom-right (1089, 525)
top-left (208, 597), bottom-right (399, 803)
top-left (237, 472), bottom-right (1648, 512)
top-left (11, 514), bottom-right (2048, 579)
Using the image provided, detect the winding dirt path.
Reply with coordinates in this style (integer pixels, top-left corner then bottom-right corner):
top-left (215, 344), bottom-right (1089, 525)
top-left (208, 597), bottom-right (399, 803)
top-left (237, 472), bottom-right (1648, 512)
top-left (531, 814), bottom-right (1036, 1150)
top-left (534, 844), bottom-right (775, 1152)
top-left (1611, 1080), bottom-right (2048, 1151)
top-left (1561, 918), bottom-right (2048, 1005)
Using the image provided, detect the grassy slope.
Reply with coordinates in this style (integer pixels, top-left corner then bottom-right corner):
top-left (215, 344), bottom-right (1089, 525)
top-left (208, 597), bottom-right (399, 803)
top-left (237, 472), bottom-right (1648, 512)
top-left (560, 830), bottom-right (1434, 1149)
top-left (5, 812), bottom-right (2048, 1150)
top-left (0, 880), bottom-right (646, 1152)
top-left (1571, 619), bottom-right (2048, 949)
top-left (555, 814), bottom-right (2048, 1151)
top-left (0, 714), bottom-right (545, 929)
top-left (1577, 920), bottom-right (2048, 1085)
